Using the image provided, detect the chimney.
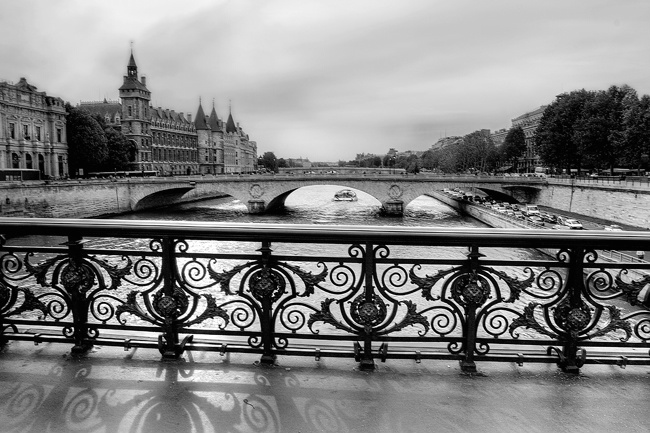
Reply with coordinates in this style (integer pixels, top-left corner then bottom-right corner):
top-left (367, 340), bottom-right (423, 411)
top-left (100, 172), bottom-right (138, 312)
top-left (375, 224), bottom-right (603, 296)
top-left (187, 113), bottom-right (192, 122)
top-left (141, 75), bottom-right (147, 86)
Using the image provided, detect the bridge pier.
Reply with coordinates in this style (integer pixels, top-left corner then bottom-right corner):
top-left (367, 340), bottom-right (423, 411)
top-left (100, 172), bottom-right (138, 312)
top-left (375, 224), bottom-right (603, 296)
top-left (382, 200), bottom-right (404, 216)
top-left (248, 200), bottom-right (266, 214)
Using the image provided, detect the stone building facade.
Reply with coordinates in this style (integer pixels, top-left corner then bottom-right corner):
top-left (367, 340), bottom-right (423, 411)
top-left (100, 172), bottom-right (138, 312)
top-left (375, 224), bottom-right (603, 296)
top-left (0, 77), bottom-right (68, 178)
top-left (80, 51), bottom-right (256, 175)
top-left (511, 105), bottom-right (547, 173)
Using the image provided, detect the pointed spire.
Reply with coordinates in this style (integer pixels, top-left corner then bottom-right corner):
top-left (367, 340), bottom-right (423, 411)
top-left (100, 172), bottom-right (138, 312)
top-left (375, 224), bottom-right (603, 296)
top-left (194, 98), bottom-right (208, 130)
top-left (127, 44), bottom-right (138, 79)
top-left (225, 100), bottom-right (237, 133)
top-left (208, 101), bottom-right (219, 130)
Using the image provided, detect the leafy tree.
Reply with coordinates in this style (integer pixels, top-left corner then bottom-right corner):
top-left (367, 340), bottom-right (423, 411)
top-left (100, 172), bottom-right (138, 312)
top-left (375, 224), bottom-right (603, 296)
top-left (535, 89), bottom-right (592, 173)
top-left (405, 154), bottom-right (420, 173)
top-left (258, 151), bottom-right (278, 172)
top-left (277, 158), bottom-right (287, 168)
top-left (420, 149), bottom-right (436, 170)
top-left (500, 126), bottom-right (526, 170)
top-left (65, 104), bottom-right (108, 176)
top-left (575, 85), bottom-right (638, 173)
top-left (103, 126), bottom-right (137, 171)
top-left (622, 94), bottom-right (650, 171)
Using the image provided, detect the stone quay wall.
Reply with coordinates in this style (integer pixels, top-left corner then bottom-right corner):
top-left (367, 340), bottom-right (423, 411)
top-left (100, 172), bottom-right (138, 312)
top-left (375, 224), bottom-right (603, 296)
top-left (0, 179), bottom-right (218, 218)
top-left (535, 181), bottom-right (650, 229)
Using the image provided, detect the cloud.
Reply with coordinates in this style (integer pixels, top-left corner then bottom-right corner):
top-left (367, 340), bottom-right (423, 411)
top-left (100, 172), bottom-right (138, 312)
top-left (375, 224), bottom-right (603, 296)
top-left (1, 0), bottom-right (650, 161)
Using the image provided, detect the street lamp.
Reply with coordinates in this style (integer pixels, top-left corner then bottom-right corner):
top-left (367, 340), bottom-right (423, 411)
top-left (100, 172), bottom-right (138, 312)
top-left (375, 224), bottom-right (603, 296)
top-left (641, 153), bottom-right (649, 174)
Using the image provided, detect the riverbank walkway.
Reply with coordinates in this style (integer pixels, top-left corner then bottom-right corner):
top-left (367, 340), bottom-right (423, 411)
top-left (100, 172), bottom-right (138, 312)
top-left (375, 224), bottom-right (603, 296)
top-left (1, 339), bottom-right (649, 433)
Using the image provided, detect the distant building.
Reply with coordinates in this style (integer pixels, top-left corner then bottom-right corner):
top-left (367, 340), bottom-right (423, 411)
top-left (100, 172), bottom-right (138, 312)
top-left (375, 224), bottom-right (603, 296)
top-left (285, 157), bottom-right (312, 168)
top-left (490, 128), bottom-right (508, 148)
top-left (0, 77), bottom-right (68, 177)
top-left (490, 105), bottom-right (548, 173)
top-left (511, 105), bottom-right (547, 173)
top-left (431, 136), bottom-right (463, 151)
top-left (80, 50), bottom-right (256, 175)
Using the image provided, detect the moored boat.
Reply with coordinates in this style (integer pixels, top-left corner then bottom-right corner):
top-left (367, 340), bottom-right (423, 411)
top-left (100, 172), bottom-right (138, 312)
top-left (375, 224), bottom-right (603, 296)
top-left (333, 189), bottom-right (358, 201)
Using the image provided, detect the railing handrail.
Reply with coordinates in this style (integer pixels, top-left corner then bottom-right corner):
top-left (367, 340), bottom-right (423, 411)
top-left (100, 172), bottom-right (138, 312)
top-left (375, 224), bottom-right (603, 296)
top-left (2, 217), bottom-right (650, 250)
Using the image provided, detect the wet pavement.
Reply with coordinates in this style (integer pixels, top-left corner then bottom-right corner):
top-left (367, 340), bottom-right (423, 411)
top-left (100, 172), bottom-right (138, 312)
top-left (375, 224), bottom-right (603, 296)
top-left (1, 340), bottom-right (649, 433)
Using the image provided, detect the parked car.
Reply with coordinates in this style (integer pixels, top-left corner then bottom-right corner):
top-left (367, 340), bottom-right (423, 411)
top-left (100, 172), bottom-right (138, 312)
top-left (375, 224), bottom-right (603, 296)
top-left (527, 215), bottom-right (544, 225)
top-left (523, 204), bottom-right (541, 216)
top-left (557, 216), bottom-right (583, 229)
top-left (540, 212), bottom-right (557, 224)
top-left (513, 211), bottom-right (525, 219)
top-left (552, 224), bottom-right (571, 230)
top-left (604, 224), bottom-right (623, 231)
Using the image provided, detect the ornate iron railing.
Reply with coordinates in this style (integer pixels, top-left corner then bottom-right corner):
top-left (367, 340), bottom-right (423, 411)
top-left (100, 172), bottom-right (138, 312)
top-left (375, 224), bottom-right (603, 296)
top-left (1, 217), bottom-right (650, 372)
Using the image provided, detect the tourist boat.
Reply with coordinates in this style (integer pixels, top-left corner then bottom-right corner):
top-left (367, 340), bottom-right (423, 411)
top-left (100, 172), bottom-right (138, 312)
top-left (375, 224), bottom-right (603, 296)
top-left (333, 189), bottom-right (358, 201)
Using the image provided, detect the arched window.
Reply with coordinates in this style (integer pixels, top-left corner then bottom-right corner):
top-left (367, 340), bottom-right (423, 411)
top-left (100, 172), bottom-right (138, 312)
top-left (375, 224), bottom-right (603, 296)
top-left (12, 153), bottom-right (20, 168)
top-left (26, 154), bottom-right (33, 169)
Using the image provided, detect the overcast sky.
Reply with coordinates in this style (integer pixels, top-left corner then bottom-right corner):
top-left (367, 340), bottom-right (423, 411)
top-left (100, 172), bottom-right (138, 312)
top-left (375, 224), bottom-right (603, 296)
top-left (1, 0), bottom-right (649, 161)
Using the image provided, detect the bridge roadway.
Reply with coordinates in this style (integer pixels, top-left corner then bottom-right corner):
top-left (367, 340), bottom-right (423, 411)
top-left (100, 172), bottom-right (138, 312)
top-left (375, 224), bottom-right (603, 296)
top-left (1, 174), bottom-right (649, 226)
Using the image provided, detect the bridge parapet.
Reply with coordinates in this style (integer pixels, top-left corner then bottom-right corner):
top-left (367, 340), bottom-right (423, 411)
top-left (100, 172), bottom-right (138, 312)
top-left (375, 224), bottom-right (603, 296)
top-left (2, 217), bottom-right (650, 373)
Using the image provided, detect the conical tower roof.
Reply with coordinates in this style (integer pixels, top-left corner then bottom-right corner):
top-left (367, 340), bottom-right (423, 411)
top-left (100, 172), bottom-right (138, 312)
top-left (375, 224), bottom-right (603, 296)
top-left (208, 104), bottom-right (220, 130)
top-left (194, 100), bottom-right (208, 130)
top-left (226, 112), bottom-right (237, 134)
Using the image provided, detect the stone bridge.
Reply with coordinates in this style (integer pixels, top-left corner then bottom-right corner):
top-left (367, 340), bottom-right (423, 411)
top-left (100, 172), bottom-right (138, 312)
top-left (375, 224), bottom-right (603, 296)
top-left (140, 174), bottom-right (545, 215)
top-left (2, 174), bottom-right (649, 227)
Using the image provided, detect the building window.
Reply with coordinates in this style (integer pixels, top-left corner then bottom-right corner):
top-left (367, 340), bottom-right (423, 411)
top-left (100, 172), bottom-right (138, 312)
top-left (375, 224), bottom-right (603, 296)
top-left (128, 106), bottom-right (132, 117)
top-left (35, 126), bottom-right (41, 141)
top-left (26, 154), bottom-right (33, 169)
top-left (9, 123), bottom-right (15, 139)
top-left (58, 155), bottom-right (64, 177)
top-left (23, 125), bottom-right (30, 140)
top-left (116, 116), bottom-right (120, 123)
top-left (12, 153), bottom-right (19, 168)
top-left (56, 128), bottom-right (62, 142)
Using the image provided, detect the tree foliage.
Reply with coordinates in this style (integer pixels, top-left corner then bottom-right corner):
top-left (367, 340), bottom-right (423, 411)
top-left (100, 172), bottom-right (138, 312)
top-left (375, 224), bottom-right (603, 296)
top-left (535, 85), bottom-right (649, 173)
top-left (66, 104), bottom-right (108, 175)
top-left (259, 151), bottom-right (278, 172)
top-left (66, 104), bottom-right (137, 175)
top-left (500, 126), bottom-right (526, 165)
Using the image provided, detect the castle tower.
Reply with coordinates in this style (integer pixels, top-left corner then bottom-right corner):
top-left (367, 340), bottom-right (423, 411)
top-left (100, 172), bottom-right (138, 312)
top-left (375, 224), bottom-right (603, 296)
top-left (118, 50), bottom-right (152, 170)
top-left (208, 103), bottom-right (224, 173)
top-left (194, 99), bottom-right (212, 174)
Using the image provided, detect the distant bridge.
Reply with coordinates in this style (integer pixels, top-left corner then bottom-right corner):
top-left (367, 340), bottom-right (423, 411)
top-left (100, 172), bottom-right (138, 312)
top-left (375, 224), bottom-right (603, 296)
top-left (129, 174), bottom-right (547, 215)
top-left (2, 174), bottom-right (649, 227)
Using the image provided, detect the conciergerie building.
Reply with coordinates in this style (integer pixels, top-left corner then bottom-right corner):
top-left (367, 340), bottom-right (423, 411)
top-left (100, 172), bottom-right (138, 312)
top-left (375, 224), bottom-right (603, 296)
top-left (80, 50), bottom-right (257, 176)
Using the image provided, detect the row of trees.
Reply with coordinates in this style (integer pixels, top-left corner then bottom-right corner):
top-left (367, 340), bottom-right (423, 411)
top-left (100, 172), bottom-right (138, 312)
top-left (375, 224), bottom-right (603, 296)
top-left (66, 103), bottom-right (137, 176)
top-left (535, 85), bottom-right (650, 174)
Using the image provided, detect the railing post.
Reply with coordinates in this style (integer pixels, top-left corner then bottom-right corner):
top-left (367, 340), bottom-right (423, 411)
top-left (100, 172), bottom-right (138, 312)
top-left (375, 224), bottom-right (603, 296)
top-left (258, 241), bottom-right (277, 364)
top-left (459, 244), bottom-right (485, 373)
top-left (559, 248), bottom-right (587, 373)
top-left (159, 236), bottom-right (181, 359)
top-left (64, 235), bottom-right (93, 354)
top-left (359, 241), bottom-right (376, 370)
